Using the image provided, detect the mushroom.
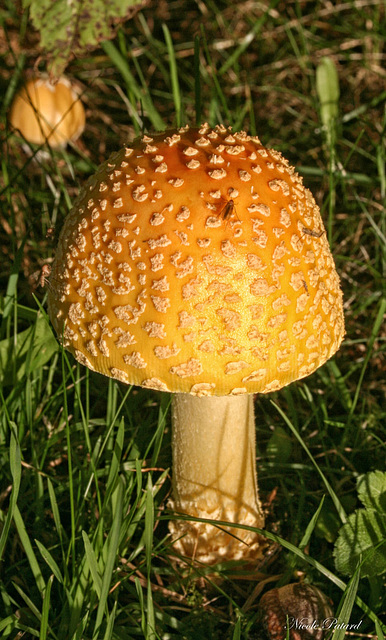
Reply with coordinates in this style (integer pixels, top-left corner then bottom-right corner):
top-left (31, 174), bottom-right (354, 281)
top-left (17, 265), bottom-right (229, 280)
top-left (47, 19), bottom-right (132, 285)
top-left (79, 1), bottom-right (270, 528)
top-left (47, 124), bottom-right (345, 564)
top-left (9, 76), bottom-right (85, 148)
top-left (258, 583), bottom-right (333, 640)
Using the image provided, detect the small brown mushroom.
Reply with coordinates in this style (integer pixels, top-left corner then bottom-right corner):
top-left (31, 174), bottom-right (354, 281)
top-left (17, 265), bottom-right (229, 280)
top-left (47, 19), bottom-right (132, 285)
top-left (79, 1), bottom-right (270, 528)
top-left (258, 583), bottom-right (333, 640)
top-left (47, 124), bottom-right (345, 564)
top-left (9, 76), bottom-right (85, 148)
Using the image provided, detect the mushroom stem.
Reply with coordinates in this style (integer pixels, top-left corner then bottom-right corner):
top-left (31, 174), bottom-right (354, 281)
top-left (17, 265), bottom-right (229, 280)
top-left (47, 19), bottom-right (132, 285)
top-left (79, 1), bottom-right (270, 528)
top-left (169, 393), bottom-right (265, 563)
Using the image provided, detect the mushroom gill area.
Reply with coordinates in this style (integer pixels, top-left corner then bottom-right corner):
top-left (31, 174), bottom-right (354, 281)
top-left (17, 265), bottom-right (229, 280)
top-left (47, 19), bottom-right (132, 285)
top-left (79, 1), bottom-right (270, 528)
top-left (48, 124), bottom-right (345, 396)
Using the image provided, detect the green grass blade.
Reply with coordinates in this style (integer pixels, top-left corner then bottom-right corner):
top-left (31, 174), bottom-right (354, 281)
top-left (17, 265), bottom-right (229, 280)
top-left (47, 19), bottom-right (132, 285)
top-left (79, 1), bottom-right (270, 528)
top-left (105, 417), bottom-right (125, 498)
top-left (331, 564), bottom-right (360, 640)
top-left (271, 401), bottom-right (347, 524)
top-left (61, 348), bottom-right (76, 572)
top-left (106, 377), bottom-right (118, 427)
top-left (102, 40), bottom-right (165, 131)
top-left (200, 25), bottom-right (232, 124)
top-left (13, 505), bottom-right (46, 593)
top-left (1, 50), bottom-right (25, 114)
top-left (145, 475), bottom-right (156, 639)
top-left (40, 574), bottom-right (54, 640)
top-left (342, 90), bottom-right (386, 123)
top-left (162, 23), bottom-right (182, 127)
top-left (86, 387), bottom-right (131, 484)
top-left (0, 421), bottom-right (21, 560)
top-left (135, 456), bottom-right (143, 502)
top-left (145, 475), bottom-right (154, 571)
top-left (68, 557), bottom-right (91, 638)
top-left (343, 297), bottom-right (386, 443)
top-left (92, 476), bottom-right (124, 639)
top-left (46, 477), bottom-right (64, 544)
top-left (219, 0), bottom-right (281, 75)
top-left (376, 129), bottom-right (385, 198)
top-left (60, 347), bottom-right (104, 530)
top-left (103, 600), bottom-right (117, 640)
top-left (233, 100), bottom-right (252, 132)
top-left (299, 496), bottom-right (325, 550)
top-left (150, 394), bottom-right (169, 467)
top-left (146, 573), bottom-right (156, 639)
top-left (12, 580), bottom-right (42, 622)
top-left (232, 616), bottom-right (241, 640)
top-left (135, 576), bottom-right (146, 636)
top-left (35, 540), bottom-right (64, 585)
top-left (326, 360), bottom-right (352, 412)
top-left (82, 531), bottom-right (102, 599)
top-left (364, 209), bottom-right (386, 247)
top-left (376, 619), bottom-right (385, 640)
top-left (194, 35), bottom-right (202, 125)
top-left (0, 615), bottom-right (21, 634)
top-left (1, 237), bottom-right (26, 328)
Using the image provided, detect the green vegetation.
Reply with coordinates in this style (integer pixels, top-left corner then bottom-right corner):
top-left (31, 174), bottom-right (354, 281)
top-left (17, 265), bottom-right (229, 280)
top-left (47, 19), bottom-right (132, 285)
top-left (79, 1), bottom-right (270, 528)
top-left (24, 0), bottom-right (145, 77)
top-left (333, 471), bottom-right (386, 579)
top-left (1, 0), bottom-right (385, 638)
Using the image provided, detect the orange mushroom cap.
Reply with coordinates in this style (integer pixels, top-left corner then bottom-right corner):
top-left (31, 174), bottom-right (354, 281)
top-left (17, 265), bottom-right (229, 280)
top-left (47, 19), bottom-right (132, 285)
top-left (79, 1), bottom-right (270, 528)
top-left (48, 124), bottom-right (344, 395)
top-left (9, 76), bottom-right (85, 148)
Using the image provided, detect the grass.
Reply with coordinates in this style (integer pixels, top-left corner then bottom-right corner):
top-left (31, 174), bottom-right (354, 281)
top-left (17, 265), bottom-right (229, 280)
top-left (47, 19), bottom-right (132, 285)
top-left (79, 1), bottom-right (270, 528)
top-left (0, 0), bottom-right (385, 638)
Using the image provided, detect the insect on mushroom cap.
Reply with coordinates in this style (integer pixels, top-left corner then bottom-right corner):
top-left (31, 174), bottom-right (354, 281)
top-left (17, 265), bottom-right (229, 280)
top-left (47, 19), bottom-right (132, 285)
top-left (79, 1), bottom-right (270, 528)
top-left (48, 124), bottom-right (345, 396)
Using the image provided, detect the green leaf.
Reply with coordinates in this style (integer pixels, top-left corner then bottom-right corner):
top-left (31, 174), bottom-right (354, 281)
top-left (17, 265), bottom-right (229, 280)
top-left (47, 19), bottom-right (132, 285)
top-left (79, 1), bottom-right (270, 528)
top-left (266, 426), bottom-right (292, 463)
top-left (23, 0), bottom-right (148, 76)
top-left (334, 509), bottom-right (386, 578)
top-left (0, 315), bottom-right (58, 385)
top-left (357, 470), bottom-right (386, 513)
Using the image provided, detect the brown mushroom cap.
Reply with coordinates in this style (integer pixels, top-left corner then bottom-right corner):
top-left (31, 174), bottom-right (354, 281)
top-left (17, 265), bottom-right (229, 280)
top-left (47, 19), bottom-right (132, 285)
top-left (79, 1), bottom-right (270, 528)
top-left (9, 76), bottom-right (85, 148)
top-left (258, 583), bottom-right (333, 640)
top-left (48, 124), bottom-right (344, 395)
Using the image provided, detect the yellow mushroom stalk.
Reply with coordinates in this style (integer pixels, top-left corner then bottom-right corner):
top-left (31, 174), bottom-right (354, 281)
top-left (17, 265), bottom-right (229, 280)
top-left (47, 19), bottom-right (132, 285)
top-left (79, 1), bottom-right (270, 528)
top-left (169, 394), bottom-right (263, 562)
top-left (47, 124), bottom-right (345, 563)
